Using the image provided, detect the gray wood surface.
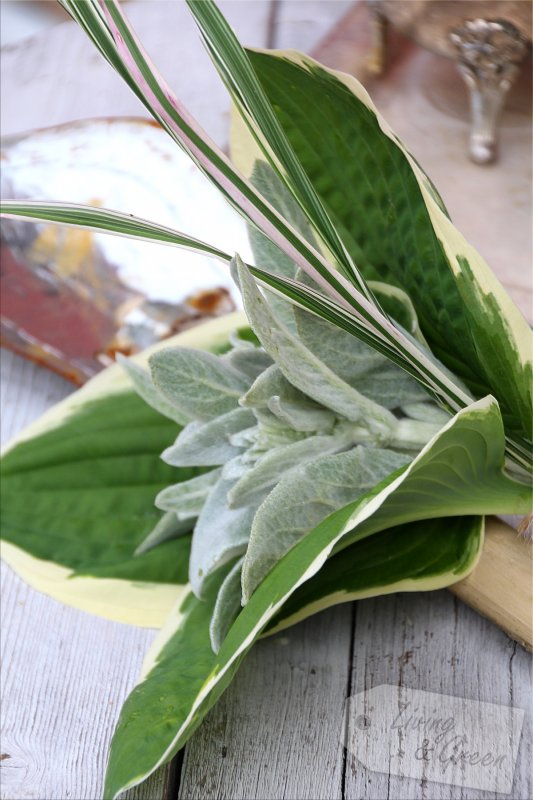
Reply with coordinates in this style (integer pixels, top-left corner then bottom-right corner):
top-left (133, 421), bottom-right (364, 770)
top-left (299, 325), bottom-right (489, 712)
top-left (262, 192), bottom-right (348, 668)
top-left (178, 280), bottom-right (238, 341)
top-left (1, 3), bottom-right (531, 799)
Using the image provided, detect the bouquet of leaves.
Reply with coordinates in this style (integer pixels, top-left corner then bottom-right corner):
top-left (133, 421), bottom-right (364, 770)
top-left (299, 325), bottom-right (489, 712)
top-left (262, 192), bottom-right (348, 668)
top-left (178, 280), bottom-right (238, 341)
top-left (1, 1), bottom-right (531, 798)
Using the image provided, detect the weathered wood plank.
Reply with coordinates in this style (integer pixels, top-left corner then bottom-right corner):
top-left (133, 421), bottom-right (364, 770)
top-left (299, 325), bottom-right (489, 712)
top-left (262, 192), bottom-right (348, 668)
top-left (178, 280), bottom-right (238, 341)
top-left (0, 349), bottom-right (167, 800)
top-left (178, 605), bottom-right (353, 800)
top-left (344, 591), bottom-right (532, 800)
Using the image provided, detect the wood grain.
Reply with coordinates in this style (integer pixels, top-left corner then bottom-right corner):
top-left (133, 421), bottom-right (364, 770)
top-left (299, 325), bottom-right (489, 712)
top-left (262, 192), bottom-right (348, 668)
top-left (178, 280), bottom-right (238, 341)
top-left (345, 591), bottom-right (532, 800)
top-left (449, 518), bottom-right (533, 652)
top-left (178, 605), bottom-right (353, 800)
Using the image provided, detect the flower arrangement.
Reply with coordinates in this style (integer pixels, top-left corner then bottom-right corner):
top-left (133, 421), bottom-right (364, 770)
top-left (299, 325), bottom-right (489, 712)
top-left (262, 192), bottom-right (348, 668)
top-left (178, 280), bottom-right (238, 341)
top-left (0, 2), bottom-right (531, 798)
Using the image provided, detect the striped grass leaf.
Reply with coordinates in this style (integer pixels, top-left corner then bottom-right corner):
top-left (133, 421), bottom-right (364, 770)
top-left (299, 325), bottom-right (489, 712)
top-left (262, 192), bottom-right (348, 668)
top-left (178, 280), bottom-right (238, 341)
top-left (237, 48), bottom-right (533, 467)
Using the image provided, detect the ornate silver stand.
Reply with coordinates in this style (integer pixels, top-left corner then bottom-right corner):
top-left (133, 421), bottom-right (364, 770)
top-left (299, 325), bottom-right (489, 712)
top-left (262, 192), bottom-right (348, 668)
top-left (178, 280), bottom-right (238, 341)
top-left (450, 19), bottom-right (529, 164)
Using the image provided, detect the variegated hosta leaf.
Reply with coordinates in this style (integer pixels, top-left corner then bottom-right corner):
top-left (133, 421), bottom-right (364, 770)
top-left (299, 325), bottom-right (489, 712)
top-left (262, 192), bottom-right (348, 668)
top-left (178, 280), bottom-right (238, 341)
top-left (149, 347), bottom-right (249, 422)
top-left (189, 474), bottom-right (256, 598)
top-left (241, 48), bottom-right (533, 452)
top-left (241, 446), bottom-right (411, 602)
top-left (227, 429), bottom-right (352, 510)
top-left (0, 312), bottom-right (246, 627)
top-left (209, 556), bottom-right (244, 653)
top-left (104, 396), bottom-right (514, 798)
top-left (162, 408), bottom-right (255, 466)
top-left (105, 515), bottom-right (484, 797)
top-left (265, 516), bottom-right (485, 635)
top-left (236, 256), bottom-right (397, 436)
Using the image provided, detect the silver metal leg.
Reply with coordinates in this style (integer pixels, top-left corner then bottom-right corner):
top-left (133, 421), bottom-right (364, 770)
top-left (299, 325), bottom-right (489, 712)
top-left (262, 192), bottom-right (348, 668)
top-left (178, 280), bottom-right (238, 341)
top-left (450, 19), bottom-right (529, 165)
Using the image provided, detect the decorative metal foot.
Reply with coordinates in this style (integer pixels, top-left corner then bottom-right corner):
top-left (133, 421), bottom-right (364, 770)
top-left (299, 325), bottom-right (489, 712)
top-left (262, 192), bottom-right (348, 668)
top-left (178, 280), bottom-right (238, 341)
top-left (450, 19), bottom-right (529, 165)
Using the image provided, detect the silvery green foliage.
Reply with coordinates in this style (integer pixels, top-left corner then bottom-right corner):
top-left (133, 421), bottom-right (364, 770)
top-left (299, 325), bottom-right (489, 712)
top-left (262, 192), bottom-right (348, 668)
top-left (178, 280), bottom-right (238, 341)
top-left (128, 255), bottom-right (445, 650)
top-left (162, 408), bottom-right (255, 466)
top-left (116, 354), bottom-right (190, 425)
top-left (236, 257), bottom-right (397, 437)
top-left (401, 401), bottom-right (451, 425)
top-left (209, 557), bottom-right (244, 653)
top-left (222, 346), bottom-right (273, 381)
top-left (150, 347), bottom-right (249, 421)
top-left (155, 468), bottom-right (221, 515)
top-left (241, 446), bottom-right (411, 602)
top-left (246, 161), bottom-right (318, 332)
top-left (292, 287), bottom-right (428, 409)
top-left (189, 474), bottom-right (257, 598)
top-left (134, 510), bottom-right (193, 556)
top-left (227, 430), bottom-right (352, 509)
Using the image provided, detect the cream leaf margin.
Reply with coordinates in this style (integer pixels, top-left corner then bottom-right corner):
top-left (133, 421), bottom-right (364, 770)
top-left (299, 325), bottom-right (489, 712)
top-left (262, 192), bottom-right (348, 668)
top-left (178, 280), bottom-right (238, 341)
top-left (1, 312), bottom-right (246, 628)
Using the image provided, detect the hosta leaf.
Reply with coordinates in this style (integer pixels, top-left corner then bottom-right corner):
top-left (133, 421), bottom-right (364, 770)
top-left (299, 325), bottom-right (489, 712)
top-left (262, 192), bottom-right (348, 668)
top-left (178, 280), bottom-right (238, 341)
top-left (241, 49), bottom-right (533, 449)
top-left (104, 514), bottom-right (483, 798)
top-left (149, 347), bottom-right (249, 422)
top-left (162, 408), bottom-right (255, 466)
top-left (241, 446), bottom-right (410, 602)
top-left (155, 469), bottom-right (221, 516)
top-left (0, 313), bottom-right (246, 626)
top-left (189, 475), bottom-right (255, 598)
top-left (210, 557), bottom-right (244, 653)
top-left (265, 515), bottom-right (485, 635)
top-left (103, 399), bottom-right (509, 799)
top-left (227, 431), bottom-right (350, 510)
top-left (236, 256), bottom-right (397, 435)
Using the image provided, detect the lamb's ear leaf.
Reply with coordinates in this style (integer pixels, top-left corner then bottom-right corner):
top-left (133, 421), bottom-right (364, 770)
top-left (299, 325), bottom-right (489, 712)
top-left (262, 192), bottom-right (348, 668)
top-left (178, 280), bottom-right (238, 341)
top-left (242, 49), bottom-right (533, 449)
top-left (0, 313), bottom-right (245, 627)
top-left (241, 446), bottom-right (410, 602)
top-left (292, 296), bottom-right (427, 410)
top-left (236, 256), bottom-right (397, 434)
top-left (188, 475), bottom-right (256, 598)
top-left (103, 397), bottom-right (528, 800)
top-left (210, 556), bottom-right (245, 653)
top-left (133, 511), bottom-right (194, 557)
top-left (115, 355), bottom-right (190, 425)
top-left (149, 347), bottom-right (249, 422)
top-left (162, 408), bottom-right (255, 467)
